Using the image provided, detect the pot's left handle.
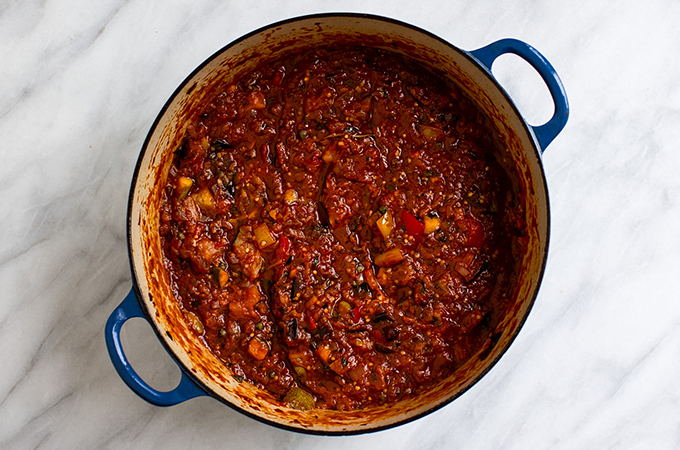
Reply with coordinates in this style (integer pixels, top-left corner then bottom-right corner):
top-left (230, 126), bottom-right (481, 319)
top-left (105, 288), bottom-right (207, 406)
top-left (470, 38), bottom-right (569, 152)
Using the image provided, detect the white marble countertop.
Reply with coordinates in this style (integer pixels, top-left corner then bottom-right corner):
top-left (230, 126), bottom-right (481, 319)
top-left (2, 0), bottom-right (679, 448)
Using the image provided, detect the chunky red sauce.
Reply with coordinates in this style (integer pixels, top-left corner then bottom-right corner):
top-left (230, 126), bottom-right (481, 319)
top-left (159, 46), bottom-right (525, 411)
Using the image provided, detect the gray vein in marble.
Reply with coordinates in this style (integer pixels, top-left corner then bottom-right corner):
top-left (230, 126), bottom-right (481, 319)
top-left (2, 390), bottom-right (73, 450)
top-left (31, 433), bottom-right (50, 450)
top-left (0, 309), bottom-right (65, 405)
top-left (0, 0), bottom-right (130, 118)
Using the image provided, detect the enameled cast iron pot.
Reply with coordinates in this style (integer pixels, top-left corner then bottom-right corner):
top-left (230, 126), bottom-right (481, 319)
top-left (105, 13), bottom-right (568, 435)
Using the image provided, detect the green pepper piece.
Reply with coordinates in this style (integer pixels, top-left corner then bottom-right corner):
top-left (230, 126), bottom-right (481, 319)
top-left (283, 387), bottom-right (315, 410)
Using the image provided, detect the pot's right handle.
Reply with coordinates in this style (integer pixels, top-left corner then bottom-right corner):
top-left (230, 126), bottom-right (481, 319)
top-left (470, 38), bottom-right (569, 152)
top-left (105, 288), bottom-right (207, 406)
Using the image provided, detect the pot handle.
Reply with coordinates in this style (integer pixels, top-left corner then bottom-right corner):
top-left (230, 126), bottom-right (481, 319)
top-left (105, 288), bottom-right (207, 406)
top-left (470, 38), bottom-right (569, 151)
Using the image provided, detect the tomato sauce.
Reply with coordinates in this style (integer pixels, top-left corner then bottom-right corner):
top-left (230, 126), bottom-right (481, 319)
top-left (159, 46), bottom-right (526, 411)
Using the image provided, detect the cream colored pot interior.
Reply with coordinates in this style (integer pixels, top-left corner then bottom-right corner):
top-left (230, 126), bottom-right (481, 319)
top-left (128, 14), bottom-right (548, 433)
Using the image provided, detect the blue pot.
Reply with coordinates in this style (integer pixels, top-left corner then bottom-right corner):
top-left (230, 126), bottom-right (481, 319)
top-left (106, 13), bottom-right (568, 435)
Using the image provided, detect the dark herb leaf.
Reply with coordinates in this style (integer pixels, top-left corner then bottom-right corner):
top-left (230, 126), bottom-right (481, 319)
top-left (374, 342), bottom-right (395, 354)
top-left (213, 139), bottom-right (232, 149)
top-left (317, 203), bottom-right (330, 227)
top-left (371, 312), bottom-right (393, 323)
top-left (287, 318), bottom-right (298, 341)
top-left (291, 275), bottom-right (299, 301)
